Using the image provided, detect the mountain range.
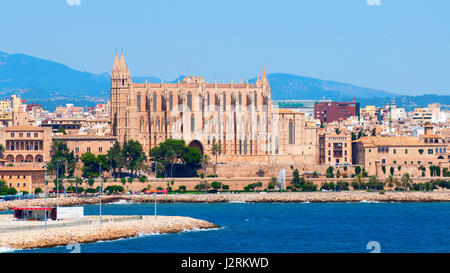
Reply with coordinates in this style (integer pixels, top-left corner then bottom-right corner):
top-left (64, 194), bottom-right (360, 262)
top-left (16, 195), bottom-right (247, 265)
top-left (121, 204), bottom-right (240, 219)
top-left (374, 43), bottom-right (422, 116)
top-left (0, 50), bottom-right (448, 111)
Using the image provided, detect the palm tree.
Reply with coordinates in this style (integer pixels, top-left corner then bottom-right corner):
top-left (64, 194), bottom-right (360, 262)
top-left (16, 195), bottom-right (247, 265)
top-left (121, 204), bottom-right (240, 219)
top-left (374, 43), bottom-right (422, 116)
top-left (202, 154), bottom-right (210, 177)
top-left (401, 173), bottom-right (411, 191)
top-left (386, 175), bottom-right (398, 189)
top-left (211, 143), bottom-right (222, 177)
top-left (353, 173), bottom-right (363, 184)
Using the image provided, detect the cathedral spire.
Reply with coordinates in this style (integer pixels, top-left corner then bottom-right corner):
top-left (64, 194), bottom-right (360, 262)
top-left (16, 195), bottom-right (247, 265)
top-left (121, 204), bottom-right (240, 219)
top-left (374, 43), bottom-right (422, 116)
top-left (262, 64), bottom-right (266, 79)
top-left (120, 50), bottom-right (125, 66)
top-left (112, 50), bottom-right (119, 70)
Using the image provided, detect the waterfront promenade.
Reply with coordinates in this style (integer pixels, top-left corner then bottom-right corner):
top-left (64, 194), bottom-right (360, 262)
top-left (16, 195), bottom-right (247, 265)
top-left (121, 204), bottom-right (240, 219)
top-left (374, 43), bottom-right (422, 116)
top-left (0, 215), bottom-right (218, 250)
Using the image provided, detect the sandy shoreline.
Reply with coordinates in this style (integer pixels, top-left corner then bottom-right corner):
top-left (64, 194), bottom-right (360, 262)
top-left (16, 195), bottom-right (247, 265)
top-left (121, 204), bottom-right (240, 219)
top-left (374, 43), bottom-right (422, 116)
top-left (0, 215), bottom-right (219, 250)
top-left (0, 191), bottom-right (448, 213)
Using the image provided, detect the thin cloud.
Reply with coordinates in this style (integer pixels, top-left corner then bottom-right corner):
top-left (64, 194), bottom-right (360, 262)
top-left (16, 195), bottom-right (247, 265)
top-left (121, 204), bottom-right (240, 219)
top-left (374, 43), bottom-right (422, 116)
top-left (66, 0), bottom-right (81, 6)
top-left (366, 0), bottom-right (381, 6)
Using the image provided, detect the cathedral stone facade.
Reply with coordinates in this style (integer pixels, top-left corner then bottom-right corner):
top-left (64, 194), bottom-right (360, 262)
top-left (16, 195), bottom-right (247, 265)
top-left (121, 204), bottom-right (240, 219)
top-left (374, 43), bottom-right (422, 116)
top-left (110, 52), bottom-right (318, 167)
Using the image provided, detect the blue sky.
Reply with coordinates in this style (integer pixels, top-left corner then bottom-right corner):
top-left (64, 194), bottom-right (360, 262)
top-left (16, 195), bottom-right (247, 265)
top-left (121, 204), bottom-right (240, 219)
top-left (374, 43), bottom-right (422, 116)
top-left (1, 0), bottom-right (450, 95)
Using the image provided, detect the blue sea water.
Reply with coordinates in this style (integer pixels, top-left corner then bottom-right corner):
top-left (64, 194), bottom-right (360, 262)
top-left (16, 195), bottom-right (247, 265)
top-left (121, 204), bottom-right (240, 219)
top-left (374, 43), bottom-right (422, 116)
top-left (5, 202), bottom-right (450, 253)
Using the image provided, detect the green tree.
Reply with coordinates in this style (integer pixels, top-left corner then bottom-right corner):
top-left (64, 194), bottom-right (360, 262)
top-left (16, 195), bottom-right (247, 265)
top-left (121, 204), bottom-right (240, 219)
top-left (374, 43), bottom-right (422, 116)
top-left (57, 126), bottom-right (67, 135)
top-left (268, 177), bottom-right (278, 190)
top-left (211, 181), bottom-right (222, 191)
top-left (291, 169), bottom-right (301, 187)
top-left (122, 140), bottom-right (147, 176)
top-left (195, 181), bottom-right (210, 193)
top-left (80, 152), bottom-right (100, 178)
top-left (0, 144), bottom-right (5, 159)
top-left (390, 166), bottom-right (395, 176)
top-left (401, 173), bottom-right (412, 190)
top-left (107, 140), bottom-right (124, 177)
top-left (326, 166), bottom-right (334, 178)
top-left (386, 174), bottom-right (397, 188)
top-left (149, 139), bottom-right (202, 177)
top-left (48, 140), bottom-right (76, 178)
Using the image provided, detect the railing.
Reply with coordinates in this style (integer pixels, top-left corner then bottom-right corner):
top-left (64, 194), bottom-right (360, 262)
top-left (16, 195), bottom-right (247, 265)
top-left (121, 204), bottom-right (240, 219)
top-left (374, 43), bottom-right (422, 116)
top-left (0, 215), bottom-right (143, 233)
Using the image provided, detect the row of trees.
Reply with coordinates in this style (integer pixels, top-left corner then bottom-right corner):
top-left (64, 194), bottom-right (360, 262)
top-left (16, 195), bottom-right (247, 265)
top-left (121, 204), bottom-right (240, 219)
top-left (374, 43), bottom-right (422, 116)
top-left (47, 139), bottom-right (147, 179)
top-left (149, 139), bottom-right (203, 177)
top-left (0, 180), bottom-right (17, 195)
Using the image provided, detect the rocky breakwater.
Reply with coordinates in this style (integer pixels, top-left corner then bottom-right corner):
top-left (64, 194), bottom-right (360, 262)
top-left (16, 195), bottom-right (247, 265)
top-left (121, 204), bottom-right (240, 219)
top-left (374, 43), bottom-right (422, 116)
top-left (0, 196), bottom-right (122, 212)
top-left (0, 216), bottom-right (219, 250)
top-left (126, 191), bottom-right (450, 203)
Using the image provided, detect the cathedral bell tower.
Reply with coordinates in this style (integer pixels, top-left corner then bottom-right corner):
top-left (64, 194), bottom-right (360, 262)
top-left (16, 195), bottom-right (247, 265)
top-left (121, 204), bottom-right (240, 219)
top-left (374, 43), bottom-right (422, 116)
top-left (110, 51), bottom-right (133, 145)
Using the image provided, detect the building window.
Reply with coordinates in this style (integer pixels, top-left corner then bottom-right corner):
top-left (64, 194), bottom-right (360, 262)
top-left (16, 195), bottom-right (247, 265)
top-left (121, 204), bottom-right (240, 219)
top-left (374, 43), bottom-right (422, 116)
top-left (27, 133), bottom-right (31, 137)
top-left (10, 133), bottom-right (14, 137)
top-left (169, 93), bottom-right (173, 110)
top-left (191, 114), bottom-right (195, 132)
top-left (187, 92), bottom-right (192, 110)
top-left (34, 133), bottom-right (38, 137)
top-left (238, 93), bottom-right (242, 110)
top-left (137, 94), bottom-right (141, 112)
top-left (75, 147), bottom-right (79, 152)
top-left (35, 143), bottom-right (38, 150)
top-left (153, 93), bottom-right (157, 112)
top-left (393, 149), bottom-right (396, 154)
top-left (428, 149), bottom-right (433, 154)
top-left (223, 93), bottom-right (226, 111)
top-left (419, 149), bottom-right (424, 154)
top-left (99, 147), bottom-right (103, 152)
top-left (275, 138), bottom-right (279, 154)
top-left (405, 149), bottom-right (408, 154)
top-left (87, 147), bottom-right (91, 152)
top-left (288, 120), bottom-right (294, 144)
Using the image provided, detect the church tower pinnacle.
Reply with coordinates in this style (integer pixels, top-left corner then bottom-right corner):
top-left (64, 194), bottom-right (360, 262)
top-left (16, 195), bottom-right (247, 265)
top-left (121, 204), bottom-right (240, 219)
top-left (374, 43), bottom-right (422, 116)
top-left (111, 50), bottom-right (132, 145)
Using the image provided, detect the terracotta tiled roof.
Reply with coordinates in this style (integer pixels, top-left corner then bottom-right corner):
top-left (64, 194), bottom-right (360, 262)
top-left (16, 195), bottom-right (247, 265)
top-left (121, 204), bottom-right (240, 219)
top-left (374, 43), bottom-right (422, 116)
top-left (420, 134), bottom-right (442, 139)
top-left (354, 136), bottom-right (428, 147)
top-left (53, 135), bottom-right (117, 140)
top-left (4, 125), bottom-right (44, 131)
top-left (277, 109), bottom-right (301, 114)
top-left (0, 167), bottom-right (44, 171)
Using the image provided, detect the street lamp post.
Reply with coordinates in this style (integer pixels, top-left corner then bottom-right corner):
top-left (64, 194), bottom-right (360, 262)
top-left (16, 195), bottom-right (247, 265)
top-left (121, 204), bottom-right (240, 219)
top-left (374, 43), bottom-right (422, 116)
top-left (44, 166), bottom-right (48, 230)
top-left (56, 160), bottom-right (60, 214)
top-left (154, 161), bottom-right (157, 221)
top-left (99, 163), bottom-right (102, 225)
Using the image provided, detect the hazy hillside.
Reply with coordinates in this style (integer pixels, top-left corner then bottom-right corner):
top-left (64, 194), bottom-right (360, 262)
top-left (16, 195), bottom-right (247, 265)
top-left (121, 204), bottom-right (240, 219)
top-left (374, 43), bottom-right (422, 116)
top-left (0, 50), bottom-right (447, 111)
top-left (249, 73), bottom-right (397, 101)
